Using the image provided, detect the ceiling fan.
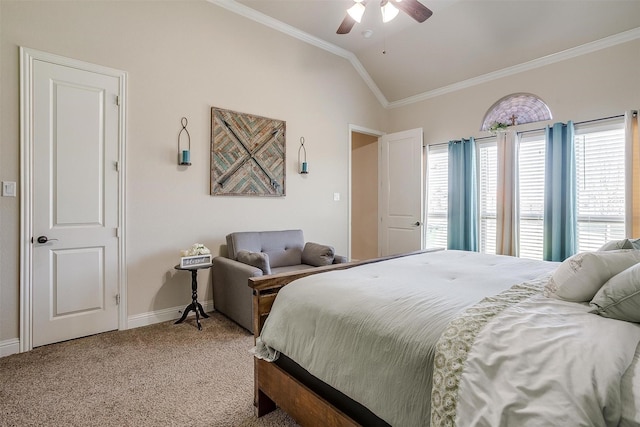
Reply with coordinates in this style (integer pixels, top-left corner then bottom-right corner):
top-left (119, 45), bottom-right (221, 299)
top-left (337, 0), bottom-right (433, 35)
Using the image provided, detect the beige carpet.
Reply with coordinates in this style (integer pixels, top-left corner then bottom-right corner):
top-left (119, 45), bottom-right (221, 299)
top-left (0, 313), bottom-right (299, 427)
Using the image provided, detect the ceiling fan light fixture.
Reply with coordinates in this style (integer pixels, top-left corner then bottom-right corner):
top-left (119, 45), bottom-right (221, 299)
top-left (381, 2), bottom-right (399, 23)
top-left (347, 2), bottom-right (366, 23)
top-left (338, 0), bottom-right (432, 35)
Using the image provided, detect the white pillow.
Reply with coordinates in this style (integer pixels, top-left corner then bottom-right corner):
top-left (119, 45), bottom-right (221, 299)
top-left (544, 250), bottom-right (640, 302)
top-left (590, 263), bottom-right (640, 323)
top-left (598, 239), bottom-right (634, 251)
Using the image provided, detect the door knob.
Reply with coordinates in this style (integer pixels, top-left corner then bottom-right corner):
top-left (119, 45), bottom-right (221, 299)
top-left (413, 221), bottom-right (423, 226)
top-left (36, 235), bottom-right (58, 244)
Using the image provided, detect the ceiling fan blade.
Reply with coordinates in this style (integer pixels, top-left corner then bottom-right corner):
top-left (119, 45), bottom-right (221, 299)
top-left (395, 0), bottom-right (433, 23)
top-left (337, 14), bottom-right (357, 34)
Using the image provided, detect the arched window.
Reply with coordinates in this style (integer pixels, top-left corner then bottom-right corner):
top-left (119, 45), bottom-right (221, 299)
top-left (480, 93), bottom-right (552, 132)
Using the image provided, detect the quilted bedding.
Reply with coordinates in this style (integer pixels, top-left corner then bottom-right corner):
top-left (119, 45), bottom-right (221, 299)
top-left (255, 249), bottom-right (640, 426)
top-left (432, 275), bottom-right (640, 427)
top-left (255, 250), bottom-right (557, 426)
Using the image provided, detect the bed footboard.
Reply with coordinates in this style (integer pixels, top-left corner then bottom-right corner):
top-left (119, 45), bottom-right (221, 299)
top-left (255, 358), bottom-right (359, 426)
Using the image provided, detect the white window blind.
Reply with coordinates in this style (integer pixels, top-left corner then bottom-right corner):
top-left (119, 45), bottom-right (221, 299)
top-left (518, 134), bottom-right (546, 260)
top-left (478, 141), bottom-right (497, 254)
top-left (427, 117), bottom-right (626, 259)
top-left (516, 121), bottom-right (626, 258)
top-left (426, 144), bottom-right (448, 249)
top-left (575, 124), bottom-right (626, 251)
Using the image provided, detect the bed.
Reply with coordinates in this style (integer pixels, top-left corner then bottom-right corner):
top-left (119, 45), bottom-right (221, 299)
top-left (249, 249), bottom-right (640, 426)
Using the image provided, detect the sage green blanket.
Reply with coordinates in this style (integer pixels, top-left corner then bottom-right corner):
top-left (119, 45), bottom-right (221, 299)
top-left (255, 250), bottom-right (557, 426)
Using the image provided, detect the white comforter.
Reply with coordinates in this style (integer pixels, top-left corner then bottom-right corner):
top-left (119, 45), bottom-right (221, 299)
top-left (256, 250), bottom-right (558, 426)
top-left (456, 293), bottom-right (640, 426)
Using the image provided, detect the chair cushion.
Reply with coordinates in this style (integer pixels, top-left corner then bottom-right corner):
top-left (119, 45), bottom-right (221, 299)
top-left (264, 248), bottom-right (302, 268)
top-left (271, 264), bottom-right (316, 275)
top-left (236, 250), bottom-right (271, 275)
top-left (302, 242), bottom-right (335, 266)
top-left (227, 230), bottom-right (305, 268)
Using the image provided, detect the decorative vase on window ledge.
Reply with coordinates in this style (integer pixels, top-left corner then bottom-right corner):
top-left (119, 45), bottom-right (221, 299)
top-left (489, 121), bottom-right (510, 134)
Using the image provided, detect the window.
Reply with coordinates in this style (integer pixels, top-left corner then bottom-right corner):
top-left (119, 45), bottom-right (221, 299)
top-left (425, 141), bottom-right (497, 253)
top-left (426, 144), bottom-right (448, 248)
top-left (518, 133), bottom-right (546, 259)
top-left (478, 141), bottom-right (497, 255)
top-left (516, 120), bottom-right (626, 259)
top-left (575, 122), bottom-right (626, 251)
top-left (424, 117), bottom-right (627, 258)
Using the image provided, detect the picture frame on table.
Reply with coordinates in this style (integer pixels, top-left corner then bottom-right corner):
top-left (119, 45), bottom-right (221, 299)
top-left (179, 254), bottom-right (212, 268)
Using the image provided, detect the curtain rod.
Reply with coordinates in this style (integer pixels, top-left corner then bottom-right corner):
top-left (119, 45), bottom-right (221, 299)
top-left (517, 113), bottom-right (629, 136)
top-left (428, 134), bottom-right (498, 147)
top-left (428, 112), bottom-right (634, 147)
top-left (474, 135), bottom-right (495, 141)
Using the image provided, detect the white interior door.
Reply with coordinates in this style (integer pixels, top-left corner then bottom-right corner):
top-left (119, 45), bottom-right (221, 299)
top-left (379, 128), bottom-right (424, 256)
top-left (28, 54), bottom-right (122, 347)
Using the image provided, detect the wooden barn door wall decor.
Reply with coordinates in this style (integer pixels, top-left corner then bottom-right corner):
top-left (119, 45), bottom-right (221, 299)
top-left (211, 107), bottom-right (286, 197)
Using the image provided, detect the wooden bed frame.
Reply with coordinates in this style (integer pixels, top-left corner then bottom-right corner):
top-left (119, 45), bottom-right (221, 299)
top-left (249, 251), bottom-right (430, 426)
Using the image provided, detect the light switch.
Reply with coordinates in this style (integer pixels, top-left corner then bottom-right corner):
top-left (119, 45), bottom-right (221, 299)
top-left (333, 192), bottom-right (340, 201)
top-left (2, 181), bottom-right (16, 197)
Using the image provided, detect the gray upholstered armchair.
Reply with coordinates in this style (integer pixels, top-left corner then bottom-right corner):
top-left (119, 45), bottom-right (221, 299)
top-left (212, 229), bottom-right (347, 332)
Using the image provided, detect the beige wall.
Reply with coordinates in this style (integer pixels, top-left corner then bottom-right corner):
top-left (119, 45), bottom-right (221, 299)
top-left (0, 0), bottom-right (388, 344)
top-left (387, 40), bottom-right (640, 143)
top-left (351, 132), bottom-right (378, 260)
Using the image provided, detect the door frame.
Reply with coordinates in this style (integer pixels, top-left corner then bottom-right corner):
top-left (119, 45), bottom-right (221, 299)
top-left (348, 124), bottom-right (384, 261)
top-left (19, 47), bottom-right (128, 352)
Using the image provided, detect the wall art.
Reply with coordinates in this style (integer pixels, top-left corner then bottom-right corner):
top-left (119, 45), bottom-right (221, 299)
top-left (211, 107), bottom-right (286, 197)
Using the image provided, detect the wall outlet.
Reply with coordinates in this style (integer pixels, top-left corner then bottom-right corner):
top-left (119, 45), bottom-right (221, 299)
top-left (2, 181), bottom-right (16, 197)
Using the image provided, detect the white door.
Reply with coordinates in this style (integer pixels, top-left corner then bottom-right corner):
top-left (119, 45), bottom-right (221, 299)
top-left (379, 128), bottom-right (424, 256)
top-left (29, 54), bottom-right (122, 347)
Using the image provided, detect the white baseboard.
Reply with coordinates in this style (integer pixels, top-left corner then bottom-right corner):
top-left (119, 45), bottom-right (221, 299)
top-left (127, 299), bottom-right (214, 329)
top-left (0, 301), bottom-right (215, 358)
top-left (0, 338), bottom-right (20, 358)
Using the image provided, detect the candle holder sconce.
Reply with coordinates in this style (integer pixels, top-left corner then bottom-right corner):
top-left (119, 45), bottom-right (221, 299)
top-left (178, 117), bottom-right (191, 166)
top-left (298, 137), bottom-right (308, 174)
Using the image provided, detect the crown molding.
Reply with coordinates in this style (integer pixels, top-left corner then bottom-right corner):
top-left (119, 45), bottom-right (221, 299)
top-left (388, 27), bottom-right (640, 109)
top-left (207, 1), bottom-right (638, 110)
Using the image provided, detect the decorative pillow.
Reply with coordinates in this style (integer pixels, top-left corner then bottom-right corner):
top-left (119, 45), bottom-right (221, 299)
top-left (236, 250), bottom-right (271, 275)
top-left (544, 250), bottom-right (640, 302)
top-left (302, 242), bottom-right (335, 267)
top-left (598, 239), bottom-right (634, 251)
top-left (590, 263), bottom-right (640, 323)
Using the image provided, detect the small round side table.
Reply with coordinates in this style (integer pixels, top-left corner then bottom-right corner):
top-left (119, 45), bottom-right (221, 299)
top-left (174, 263), bottom-right (212, 330)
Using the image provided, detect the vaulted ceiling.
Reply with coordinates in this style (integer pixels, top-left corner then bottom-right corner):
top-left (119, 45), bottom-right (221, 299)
top-left (211, 0), bottom-right (640, 107)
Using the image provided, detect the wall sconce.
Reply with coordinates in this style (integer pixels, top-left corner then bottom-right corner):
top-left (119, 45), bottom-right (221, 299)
top-left (298, 137), bottom-right (308, 174)
top-left (178, 117), bottom-right (191, 166)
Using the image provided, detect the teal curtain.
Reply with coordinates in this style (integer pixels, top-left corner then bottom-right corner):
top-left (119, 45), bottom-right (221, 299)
top-left (543, 121), bottom-right (577, 261)
top-left (447, 138), bottom-right (479, 251)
